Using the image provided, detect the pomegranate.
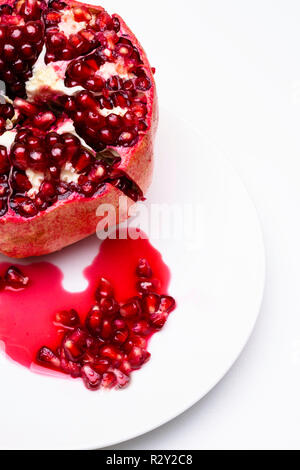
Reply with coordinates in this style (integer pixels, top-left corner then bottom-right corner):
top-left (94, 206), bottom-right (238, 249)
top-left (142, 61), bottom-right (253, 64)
top-left (37, 258), bottom-right (176, 390)
top-left (0, 0), bottom-right (157, 258)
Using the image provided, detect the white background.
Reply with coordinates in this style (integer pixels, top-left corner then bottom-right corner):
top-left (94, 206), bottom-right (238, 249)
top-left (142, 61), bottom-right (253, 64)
top-left (99, 0), bottom-right (300, 450)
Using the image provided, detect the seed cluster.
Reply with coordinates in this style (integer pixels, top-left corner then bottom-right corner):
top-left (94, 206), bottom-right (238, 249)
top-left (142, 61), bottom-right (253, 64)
top-left (37, 258), bottom-right (176, 391)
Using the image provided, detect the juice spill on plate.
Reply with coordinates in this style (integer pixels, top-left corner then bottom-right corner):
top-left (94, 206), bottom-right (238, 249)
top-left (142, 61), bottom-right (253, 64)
top-left (0, 234), bottom-right (172, 388)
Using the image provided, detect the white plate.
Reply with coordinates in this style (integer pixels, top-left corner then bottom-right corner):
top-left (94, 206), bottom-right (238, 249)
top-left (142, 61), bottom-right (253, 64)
top-left (0, 109), bottom-right (265, 450)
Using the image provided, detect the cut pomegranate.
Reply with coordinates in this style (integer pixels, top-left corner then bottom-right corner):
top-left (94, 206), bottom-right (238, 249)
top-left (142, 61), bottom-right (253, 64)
top-left (0, 0), bottom-right (157, 258)
top-left (34, 257), bottom-right (176, 391)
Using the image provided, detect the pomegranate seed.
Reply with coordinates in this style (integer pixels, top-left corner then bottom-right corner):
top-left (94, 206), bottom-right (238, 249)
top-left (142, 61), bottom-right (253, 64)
top-left (64, 96), bottom-right (76, 113)
top-left (63, 328), bottom-right (87, 362)
top-left (45, 132), bottom-right (61, 147)
top-left (136, 258), bottom-right (152, 278)
top-left (136, 279), bottom-right (160, 294)
top-left (131, 335), bottom-right (147, 349)
top-left (3, 43), bottom-right (17, 61)
top-left (0, 5), bottom-right (13, 15)
top-left (113, 328), bottom-right (129, 345)
top-left (135, 75), bottom-right (151, 91)
top-left (99, 96), bottom-right (113, 110)
top-left (14, 98), bottom-right (38, 116)
top-left (132, 103), bottom-right (147, 119)
top-left (128, 346), bottom-right (150, 369)
top-left (118, 130), bottom-right (138, 147)
top-left (16, 129), bottom-right (30, 143)
top-left (92, 359), bottom-right (110, 374)
top-left (138, 120), bottom-right (148, 132)
top-left (85, 305), bottom-right (102, 336)
top-left (20, 43), bottom-right (36, 60)
top-left (88, 164), bottom-right (106, 183)
top-left (99, 127), bottom-right (114, 144)
top-left (120, 298), bottom-right (142, 319)
top-left (123, 339), bottom-right (134, 354)
top-left (106, 113), bottom-right (122, 129)
top-left (110, 313), bottom-right (124, 328)
top-left (95, 277), bottom-right (114, 300)
top-left (114, 369), bottom-right (130, 388)
top-left (37, 347), bottom-right (60, 369)
top-left (80, 181), bottom-right (95, 196)
top-left (49, 165), bottom-right (60, 180)
top-left (111, 17), bottom-right (120, 32)
top-left (0, 146), bottom-right (9, 173)
top-left (54, 309), bottom-right (80, 328)
top-left (27, 136), bottom-right (41, 149)
top-left (101, 371), bottom-right (117, 389)
top-left (0, 179), bottom-right (8, 197)
top-left (113, 91), bottom-right (129, 108)
top-left (4, 266), bottom-right (29, 289)
top-left (0, 103), bottom-right (14, 119)
top-left (33, 111), bottom-right (56, 130)
top-left (81, 365), bottom-right (102, 390)
top-left (100, 345), bottom-right (123, 366)
top-left (18, 198), bottom-right (38, 217)
top-left (48, 32), bottom-right (65, 49)
top-left (132, 320), bottom-right (151, 336)
top-left (11, 144), bottom-right (28, 170)
top-left (50, 143), bottom-right (67, 166)
top-left (75, 90), bottom-right (98, 110)
top-left (74, 151), bottom-right (93, 172)
top-left (96, 11), bottom-right (113, 31)
top-left (142, 293), bottom-right (160, 315)
top-left (68, 61), bottom-right (91, 81)
top-left (123, 111), bottom-right (138, 128)
top-left (60, 353), bottom-right (82, 378)
top-left (61, 133), bottom-right (80, 147)
top-left (98, 297), bottom-right (119, 316)
top-left (159, 295), bottom-right (176, 313)
top-left (0, 117), bottom-right (6, 134)
top-left (28, 149), bottom-right (48, 171)
top-left (149, 311), bottom-right (168, 330)
top-left (85, 76), bottom-right (105, 92)
top-left (25, 21), bottom-right (43, 42)
top-left (116, 43), bottom-right (133, 58)
top-left (39, 181), bottom-right (56, 199)
top-left (101, 319), bottom-right (113, 339)
top-left (86, 111), bottom-right (105, 129)
top-left (120, 360), bottom-right (132, 375)
top-left (107, 76), bottom-right (122, 91)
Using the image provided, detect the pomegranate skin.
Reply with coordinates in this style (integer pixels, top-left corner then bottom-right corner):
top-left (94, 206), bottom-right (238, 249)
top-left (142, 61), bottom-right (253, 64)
top-left (0, 3), bottom-right (158, 258)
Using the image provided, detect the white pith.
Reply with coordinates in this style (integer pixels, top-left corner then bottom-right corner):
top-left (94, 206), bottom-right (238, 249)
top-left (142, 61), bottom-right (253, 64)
top-left (99, 106), bottom-right (128, 117)
top-left (60, 161), bottom-right (80, 184)
top-left (0, 130), bottom-right (16, 151)
top-left (26, 47), bottom-right (84, 102)
top-left (58, 9), bottom-right (86, 38)
top-left (96, 61), bottom-right (133, 81)
top-left (26, 169), bottom-right (44, 198)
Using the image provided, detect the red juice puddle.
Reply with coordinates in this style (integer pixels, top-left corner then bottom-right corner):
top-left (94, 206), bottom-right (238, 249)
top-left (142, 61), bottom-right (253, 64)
top-left (0, 234), bottom-right (171, 372)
